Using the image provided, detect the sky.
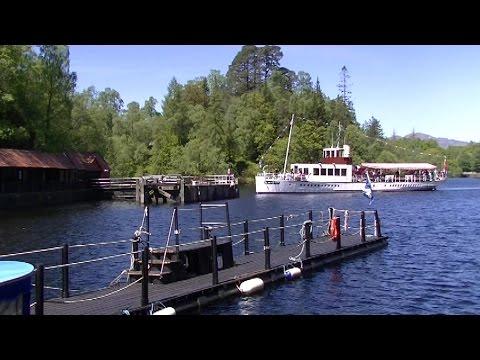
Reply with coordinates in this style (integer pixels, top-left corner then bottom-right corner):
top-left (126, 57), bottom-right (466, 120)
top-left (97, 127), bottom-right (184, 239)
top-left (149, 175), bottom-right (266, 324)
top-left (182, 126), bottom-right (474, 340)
top-left (69, 45), bottom-right (480, 143)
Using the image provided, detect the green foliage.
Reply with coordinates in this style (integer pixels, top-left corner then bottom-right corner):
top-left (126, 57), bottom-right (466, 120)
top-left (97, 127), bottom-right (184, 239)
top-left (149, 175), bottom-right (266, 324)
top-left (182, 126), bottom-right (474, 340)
top-left (1, 44), bottom-right (478, 180)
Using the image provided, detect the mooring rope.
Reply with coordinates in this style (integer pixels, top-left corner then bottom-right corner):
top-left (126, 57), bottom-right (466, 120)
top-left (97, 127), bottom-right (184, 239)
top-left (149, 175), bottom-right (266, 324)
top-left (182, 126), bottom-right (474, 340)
top-left (48, 277), bottom-right (143, 304)
top-left (159, 208), bottom-right (176, 277)
top-left (44, 251), bottom-right (142, 270)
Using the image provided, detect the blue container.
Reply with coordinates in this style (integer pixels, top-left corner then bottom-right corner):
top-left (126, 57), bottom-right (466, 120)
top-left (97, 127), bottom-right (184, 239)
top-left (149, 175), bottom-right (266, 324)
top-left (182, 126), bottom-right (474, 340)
top-left (0, 261), bottom-right (35, 315)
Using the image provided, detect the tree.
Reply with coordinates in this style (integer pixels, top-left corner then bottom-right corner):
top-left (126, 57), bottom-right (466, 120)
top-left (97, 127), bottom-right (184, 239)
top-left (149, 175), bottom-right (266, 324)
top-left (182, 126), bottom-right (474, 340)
top-left (337, 66), bottom-right (352, 107)
top-left (363, 116), bottom-right (384, 139)
top-left (37, 45), bottom-right (77, 151)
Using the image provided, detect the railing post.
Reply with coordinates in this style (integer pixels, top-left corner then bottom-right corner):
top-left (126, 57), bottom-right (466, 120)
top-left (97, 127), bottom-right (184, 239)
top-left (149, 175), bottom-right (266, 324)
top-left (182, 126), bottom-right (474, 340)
top-left (211, 236), bottom-right (218, 285)
top-left (35, 264), bottom-right (44, 316)
top-left (374, 210), bottom-right (382, 238)
top-left (304, 221), bottom-right (311, 258)
top-left (132, 237), bottom-right (140, 271)
top-left (61, 244), bottom-right (69, 298)
top-left (145, 205), bottom-right (150, 249)
top-left (360, 211), bottom-right (366, 242)
top-left (141, 246), bottom-right (149, 311)
top-left (225, 202), bottom-right (232, 242)
top-left (264, 227), bottom-right (271, 270)
top-left (280, 214), bottom-right (285, 246)
top-left (174, 206), bottom-right (180, 255)
top-left (308, 210), bottom-right (313, 238)
top-left (244, 220), bottom-right (250, 255)
top-left (200, 202), bottom-right (204, 240)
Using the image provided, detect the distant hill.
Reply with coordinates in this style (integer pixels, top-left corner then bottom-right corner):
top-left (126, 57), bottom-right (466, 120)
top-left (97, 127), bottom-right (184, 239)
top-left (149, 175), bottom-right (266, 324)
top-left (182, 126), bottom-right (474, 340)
top-left (395, 132), bottom-right (470, 149)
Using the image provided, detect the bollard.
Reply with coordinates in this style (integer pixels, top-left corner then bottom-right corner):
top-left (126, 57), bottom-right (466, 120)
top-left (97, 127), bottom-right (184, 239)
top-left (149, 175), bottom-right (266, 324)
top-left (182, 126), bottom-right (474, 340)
top-left (264, 227), bottom-right (271, 270)
top-left (35, 264), bottom-right (44, 316)
top-left (61, 244), bottom-right (69, 298)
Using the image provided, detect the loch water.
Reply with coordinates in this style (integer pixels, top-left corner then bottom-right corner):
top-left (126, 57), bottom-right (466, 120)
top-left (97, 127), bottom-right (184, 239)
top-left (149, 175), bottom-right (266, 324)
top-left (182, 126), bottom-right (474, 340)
top-left (1, 178), bottom-right (479, 314)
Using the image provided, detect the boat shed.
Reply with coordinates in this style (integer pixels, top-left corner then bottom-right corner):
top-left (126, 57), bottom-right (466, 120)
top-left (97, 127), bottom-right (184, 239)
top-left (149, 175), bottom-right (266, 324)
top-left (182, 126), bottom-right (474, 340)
top-left (0, 149), bottom-right (110, 194)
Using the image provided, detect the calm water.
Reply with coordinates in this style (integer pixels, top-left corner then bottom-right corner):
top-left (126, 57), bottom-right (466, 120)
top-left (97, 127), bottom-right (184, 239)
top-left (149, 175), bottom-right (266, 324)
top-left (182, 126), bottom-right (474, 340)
top-left (1, 178), bottom-right (480, 314)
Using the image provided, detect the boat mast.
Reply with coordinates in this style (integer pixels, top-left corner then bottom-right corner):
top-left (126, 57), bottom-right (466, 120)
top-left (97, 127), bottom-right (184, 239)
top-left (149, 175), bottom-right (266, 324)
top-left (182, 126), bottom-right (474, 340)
top-left (283, 114), bottom-right (295, 178)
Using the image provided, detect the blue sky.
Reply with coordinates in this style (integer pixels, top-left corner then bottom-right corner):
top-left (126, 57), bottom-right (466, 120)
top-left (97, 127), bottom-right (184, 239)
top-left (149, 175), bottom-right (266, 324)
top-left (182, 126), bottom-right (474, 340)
top-left (69, 45), bottom-right (480, 143)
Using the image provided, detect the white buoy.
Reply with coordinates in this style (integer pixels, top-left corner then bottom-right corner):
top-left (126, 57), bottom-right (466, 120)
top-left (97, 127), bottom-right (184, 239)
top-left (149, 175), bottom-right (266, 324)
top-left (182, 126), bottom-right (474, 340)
top-left (284, 267), bottom-right (302, 280)
top-left (239, 278), bottom-right (264, 295)
top-left (152, 307), bottom-right (176, 315)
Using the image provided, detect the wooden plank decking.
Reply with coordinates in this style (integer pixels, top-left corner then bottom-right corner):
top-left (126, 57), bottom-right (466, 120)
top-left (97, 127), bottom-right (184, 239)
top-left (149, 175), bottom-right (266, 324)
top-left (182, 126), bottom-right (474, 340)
top-left (39, 233), bottom-right (387, 315)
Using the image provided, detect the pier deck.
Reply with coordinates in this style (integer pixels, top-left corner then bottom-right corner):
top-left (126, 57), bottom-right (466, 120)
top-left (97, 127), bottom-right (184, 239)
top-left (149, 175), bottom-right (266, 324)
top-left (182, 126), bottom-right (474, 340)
top-left (39, 233), bottom-right (388, 315)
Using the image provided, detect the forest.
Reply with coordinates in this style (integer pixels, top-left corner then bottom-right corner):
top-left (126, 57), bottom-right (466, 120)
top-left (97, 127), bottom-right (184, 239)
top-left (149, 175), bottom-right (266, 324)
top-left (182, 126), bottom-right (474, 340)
top-left (1, 45), bottom-right (479, 180)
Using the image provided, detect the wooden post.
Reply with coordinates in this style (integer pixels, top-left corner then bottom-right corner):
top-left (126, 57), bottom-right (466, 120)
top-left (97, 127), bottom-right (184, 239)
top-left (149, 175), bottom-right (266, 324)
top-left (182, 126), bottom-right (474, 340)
top-left (180, 177), bottom-right (185, 204)
top-left (35, 264), bottom-right (44, 316)
top-left (174, 206), bottom-right (180, 255)
top-left (61, 244), bottom-right (69, 298)
top-left (280, 214), bottom-right (285, 246)
top-left (264, 227), bottom-right (271, 270)
top-left (244, 220), bottom-right (249, 255)
top-left (200, 202), bottom-right (204, 240)
top-left (211, 236), bottom-right (218, 285)
top-left (225, 202), bottom-right (232, 242)
top-left (360, 211), bottom-right (366, 242)
top-left (335, 217), bottom-right (342, 250)
top-left (308, 210), bottom-right (313, 238)
top-left (305, 221), bottom-right (311, 258)
top-left (145, 205), bottom-right (150, 249)
top-left (374, 210), bottom-right (382, 237)
top-left (141, 247), bottom-right (149, 310)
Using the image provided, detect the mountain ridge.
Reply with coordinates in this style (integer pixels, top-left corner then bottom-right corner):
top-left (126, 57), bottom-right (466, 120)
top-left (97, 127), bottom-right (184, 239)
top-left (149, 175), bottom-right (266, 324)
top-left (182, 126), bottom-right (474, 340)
top-left (392, 132), bottom-right (471, 149)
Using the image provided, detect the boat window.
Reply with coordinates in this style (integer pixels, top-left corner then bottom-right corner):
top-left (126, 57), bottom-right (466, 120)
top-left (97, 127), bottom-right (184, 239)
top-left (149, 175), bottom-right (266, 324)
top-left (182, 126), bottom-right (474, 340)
top-left (313, 168), bottom-right (319, 175)
top-left (341, 169), bottom-right (347, 176)
top-left (321, 169), bottom-right (326, 176)
top-left (334, 169), bottom-right (340, 176)
top-left (303, 168), bottom-right (309, 175)
top-left (328, 169), bottom-right (333, 176)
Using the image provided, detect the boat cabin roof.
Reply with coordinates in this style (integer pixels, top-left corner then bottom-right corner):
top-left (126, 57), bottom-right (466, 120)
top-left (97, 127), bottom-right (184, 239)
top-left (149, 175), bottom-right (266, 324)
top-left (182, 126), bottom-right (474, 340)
top-left (361, 163), bottom-right (437, 170)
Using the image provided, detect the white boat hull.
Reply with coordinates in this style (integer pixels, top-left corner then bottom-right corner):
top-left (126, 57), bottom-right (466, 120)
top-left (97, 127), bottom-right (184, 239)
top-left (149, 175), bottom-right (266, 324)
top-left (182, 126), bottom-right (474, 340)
top-left (255, 176), bottom-right (440, 193)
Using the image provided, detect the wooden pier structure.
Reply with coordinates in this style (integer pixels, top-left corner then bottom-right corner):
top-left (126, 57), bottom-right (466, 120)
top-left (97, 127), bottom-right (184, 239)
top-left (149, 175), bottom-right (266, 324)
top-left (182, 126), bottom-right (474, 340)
top-left (1, 205), bottom-right (389, 315)
top-left (90, 174), bottom-right (239, 204)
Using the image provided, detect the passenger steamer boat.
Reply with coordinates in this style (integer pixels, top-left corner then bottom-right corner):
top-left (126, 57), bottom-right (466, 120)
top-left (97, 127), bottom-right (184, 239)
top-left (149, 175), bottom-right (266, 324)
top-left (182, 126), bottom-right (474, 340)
top-left (255, 116), bottom-right (447, 194)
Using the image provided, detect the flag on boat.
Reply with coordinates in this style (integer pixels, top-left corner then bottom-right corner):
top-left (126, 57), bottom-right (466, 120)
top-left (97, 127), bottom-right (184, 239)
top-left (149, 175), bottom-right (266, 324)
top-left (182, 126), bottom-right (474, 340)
top-left (363, 172), bottom-right (374, 204)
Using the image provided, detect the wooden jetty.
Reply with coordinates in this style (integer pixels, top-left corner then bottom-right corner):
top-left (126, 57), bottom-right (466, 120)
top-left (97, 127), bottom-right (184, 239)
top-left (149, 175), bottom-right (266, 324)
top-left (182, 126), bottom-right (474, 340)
top-left (90, 174), bottom-right (239, 204)
top-left (14, 206), bottom-right (388, 315)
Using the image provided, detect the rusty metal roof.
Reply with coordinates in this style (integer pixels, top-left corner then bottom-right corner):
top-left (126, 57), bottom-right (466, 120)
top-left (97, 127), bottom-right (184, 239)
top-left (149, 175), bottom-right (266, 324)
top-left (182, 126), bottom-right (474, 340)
top-left (0, 149), bottom-right (75, 169)
top-left (0, 149), bottom-right (110, 173)
top-left (65, 152), bottom-right (110, 173)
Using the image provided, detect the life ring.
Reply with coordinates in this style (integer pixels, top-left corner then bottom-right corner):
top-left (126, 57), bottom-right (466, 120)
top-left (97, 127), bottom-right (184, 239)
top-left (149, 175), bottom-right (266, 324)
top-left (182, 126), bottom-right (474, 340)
top-left (329, 217), bottom-right (340, 241)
